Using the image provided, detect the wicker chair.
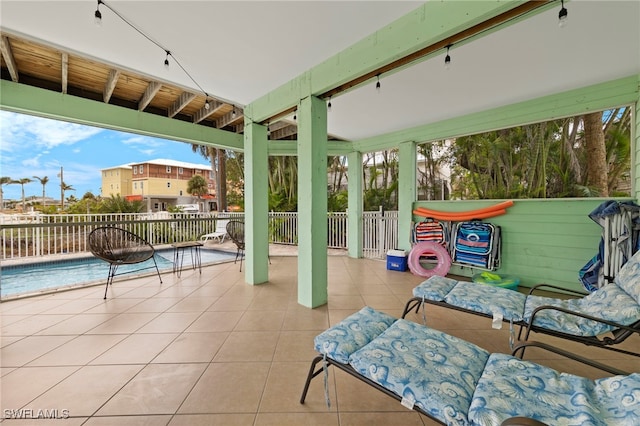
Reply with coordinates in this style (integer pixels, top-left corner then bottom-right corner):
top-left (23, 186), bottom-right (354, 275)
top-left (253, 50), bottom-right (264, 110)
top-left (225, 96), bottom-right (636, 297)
top-left (226, 220), bottom-right (245, 271)
top-left (88, 226), bottom-right (163, 299)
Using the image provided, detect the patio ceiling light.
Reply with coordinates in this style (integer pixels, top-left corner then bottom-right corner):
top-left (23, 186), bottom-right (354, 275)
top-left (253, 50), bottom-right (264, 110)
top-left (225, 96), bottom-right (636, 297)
top-left (558, 0), bottom-right (568, 27)
top-left (164, 51), bottom-right (170, 69)
top-left (94, 0), bottom-right (103, 26)
top-left (444, 45), bottom-right (452, 70)
top-left (327, 96), bottom-right (332, 111)
top-left (375, 74), bottom-right (381, 92)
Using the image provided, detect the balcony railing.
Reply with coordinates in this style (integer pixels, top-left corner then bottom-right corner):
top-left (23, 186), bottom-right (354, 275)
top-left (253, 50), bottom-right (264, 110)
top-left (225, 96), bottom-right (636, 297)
top-left (0, 210), bottom-right (398, 261)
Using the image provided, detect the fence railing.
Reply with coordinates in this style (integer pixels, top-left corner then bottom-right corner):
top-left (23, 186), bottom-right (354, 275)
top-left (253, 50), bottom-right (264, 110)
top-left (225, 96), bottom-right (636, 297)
top-left (0, 210), bottom-right (398, 261)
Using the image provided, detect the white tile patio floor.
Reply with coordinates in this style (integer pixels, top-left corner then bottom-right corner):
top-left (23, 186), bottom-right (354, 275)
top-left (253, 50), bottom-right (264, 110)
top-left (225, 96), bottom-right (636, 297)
top-left (1, 248), bottom-right (638, 425)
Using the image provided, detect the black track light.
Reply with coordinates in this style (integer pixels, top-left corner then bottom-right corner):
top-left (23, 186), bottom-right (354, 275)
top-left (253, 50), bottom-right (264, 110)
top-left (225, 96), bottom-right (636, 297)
top-left (558, 0), bottom-right (568, 27)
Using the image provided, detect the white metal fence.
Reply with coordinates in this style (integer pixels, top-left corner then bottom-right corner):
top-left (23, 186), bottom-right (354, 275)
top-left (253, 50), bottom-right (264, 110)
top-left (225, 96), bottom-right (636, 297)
top-left (0, 210), bottom-right (398, 260)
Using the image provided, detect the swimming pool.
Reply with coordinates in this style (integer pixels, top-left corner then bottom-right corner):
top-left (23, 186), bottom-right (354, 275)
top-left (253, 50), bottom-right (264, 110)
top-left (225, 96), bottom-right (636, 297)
top-left (0, 248), bottom-right (236, 299)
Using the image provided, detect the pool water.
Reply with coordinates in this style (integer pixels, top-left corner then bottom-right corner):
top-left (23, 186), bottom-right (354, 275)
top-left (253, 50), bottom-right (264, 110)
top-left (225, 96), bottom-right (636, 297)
top-left (0, 249), bottom-right (236, 299)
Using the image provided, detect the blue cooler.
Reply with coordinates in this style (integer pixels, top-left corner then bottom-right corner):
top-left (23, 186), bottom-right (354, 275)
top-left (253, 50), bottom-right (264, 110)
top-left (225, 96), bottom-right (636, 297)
top-left (386, 249), bottom-right (408, 271)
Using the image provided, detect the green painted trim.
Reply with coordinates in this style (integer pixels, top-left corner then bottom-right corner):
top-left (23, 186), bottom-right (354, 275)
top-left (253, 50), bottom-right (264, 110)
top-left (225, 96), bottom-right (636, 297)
top-left (0, 80), bottom-right (244, 150)
top-left (353, 75), bottom-right (640, 152)
top-left (247, 1), bottom-right (536, 122)
top-left (634, 75), bottom-right (640, 200)
top-left (267, 140), bottom-right (354, 156)
top-left (244, 120), bottom-right (270, 285)
top-left (398, 141), bottom-right (416, 252)
top-left (347, 151), bottom-right (363, 258)
top-left (297, 96), bottom-right (328, 308)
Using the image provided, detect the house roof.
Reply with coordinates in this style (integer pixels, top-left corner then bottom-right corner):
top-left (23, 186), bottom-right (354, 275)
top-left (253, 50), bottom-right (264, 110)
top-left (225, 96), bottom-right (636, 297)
top-left (1, 1), bottom-right (639, 147)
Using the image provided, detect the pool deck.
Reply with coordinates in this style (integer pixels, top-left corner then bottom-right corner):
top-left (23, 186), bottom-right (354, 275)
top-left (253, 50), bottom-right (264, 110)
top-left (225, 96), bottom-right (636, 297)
top-left (1, 250), bottom-right (638, 425)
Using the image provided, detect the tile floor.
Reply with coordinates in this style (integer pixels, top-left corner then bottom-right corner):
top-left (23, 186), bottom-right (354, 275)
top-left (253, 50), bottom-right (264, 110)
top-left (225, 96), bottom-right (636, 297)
top-left (1, 252), bottom-right (638, 425)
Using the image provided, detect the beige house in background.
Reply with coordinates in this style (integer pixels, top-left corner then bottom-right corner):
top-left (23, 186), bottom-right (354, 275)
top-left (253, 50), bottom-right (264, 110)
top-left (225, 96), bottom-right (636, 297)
top-left (101, 159), bottom-right (215, 212)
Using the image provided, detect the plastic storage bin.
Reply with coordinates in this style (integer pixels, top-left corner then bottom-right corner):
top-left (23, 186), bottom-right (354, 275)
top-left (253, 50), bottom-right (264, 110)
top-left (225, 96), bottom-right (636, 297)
top-left (386, 249), bottom-right (408, 271)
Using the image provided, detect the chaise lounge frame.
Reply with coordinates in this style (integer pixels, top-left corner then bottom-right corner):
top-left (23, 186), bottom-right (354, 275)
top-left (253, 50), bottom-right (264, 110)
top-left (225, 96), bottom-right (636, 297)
top-left (401, 277), bottom-right (640, 360)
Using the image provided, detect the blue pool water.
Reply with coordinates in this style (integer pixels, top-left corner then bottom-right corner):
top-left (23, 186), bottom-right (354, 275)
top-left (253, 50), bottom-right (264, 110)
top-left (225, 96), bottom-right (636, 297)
top-left (0, 249), bottom-right (236, 299)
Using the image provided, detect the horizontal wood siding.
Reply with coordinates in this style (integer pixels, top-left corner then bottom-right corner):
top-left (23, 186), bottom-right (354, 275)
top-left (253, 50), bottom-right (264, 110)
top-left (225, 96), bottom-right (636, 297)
top-left (413, 198), bottom-right (634, 292)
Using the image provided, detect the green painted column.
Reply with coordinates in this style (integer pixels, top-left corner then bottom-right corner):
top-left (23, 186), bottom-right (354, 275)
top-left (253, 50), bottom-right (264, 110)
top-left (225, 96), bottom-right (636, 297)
top-left (244, 119), bottom-right (269, 285)
top-left (347, 150), bottom-right (363, 258)
top-left (398, 140), bottom-right (416, 252)
top-left (297, 95), bottom-right (328, 308)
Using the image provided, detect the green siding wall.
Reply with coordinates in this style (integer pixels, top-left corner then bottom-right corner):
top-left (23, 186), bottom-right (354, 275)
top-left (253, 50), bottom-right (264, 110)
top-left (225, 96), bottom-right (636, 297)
top-left (413, 198), bottom-right (634, 292)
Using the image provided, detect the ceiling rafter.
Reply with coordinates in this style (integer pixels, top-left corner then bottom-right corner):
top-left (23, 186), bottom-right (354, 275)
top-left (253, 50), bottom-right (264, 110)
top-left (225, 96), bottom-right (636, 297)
top-left (270, 124), bottom-right (298, 140)
top-left (169, 91), bottom-right (196, 117)
top-left (138, 81), bottom-right (162, 111)
top-left (217, 109), bottom-right (244, 129)
top-left (61, 52), bottom-right (68, 94)
top-left (194, 100), bottom-right (223, 124)
top-left (103, 69), bottom-right (120, 103)
top-left (0, 35), bottom-right (19, 82)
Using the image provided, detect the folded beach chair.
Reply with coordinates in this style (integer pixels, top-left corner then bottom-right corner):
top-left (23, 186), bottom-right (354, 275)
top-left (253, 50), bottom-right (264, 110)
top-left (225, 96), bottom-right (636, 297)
top-left (301, 307), bottom-right (637, 426)
top-left (402, 250), bottom-right (640, 359)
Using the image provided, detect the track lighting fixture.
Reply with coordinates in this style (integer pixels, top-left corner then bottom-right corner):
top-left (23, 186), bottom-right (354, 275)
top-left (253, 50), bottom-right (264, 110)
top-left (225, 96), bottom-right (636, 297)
top-left (444, 45), bottom-right (452, 70)
top-left (558, 0), bottom-right (568, 27)
top-left (164, 51), bottom-right (170, 69)
top-left (94, 0), bottom-right (103, 25)
top-left (375, 74), bottom-right (381, 92)
top-left (327, 96), bottom-right (332, 111)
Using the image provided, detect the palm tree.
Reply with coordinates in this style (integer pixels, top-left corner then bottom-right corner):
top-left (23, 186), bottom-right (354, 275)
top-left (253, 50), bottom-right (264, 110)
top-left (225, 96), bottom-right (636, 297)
top-left (12, 178), bottom-right (33, 212)
top-left (32, 175), bottom-right (50, 207)
top-left (186, 175), bottom-right (209, 211)
top-left (0, 176), bottom-right (12, 211)
top-left (61, 181), bottom-right (75, 210)
top-left (192, 144), bottom-right (227, 211)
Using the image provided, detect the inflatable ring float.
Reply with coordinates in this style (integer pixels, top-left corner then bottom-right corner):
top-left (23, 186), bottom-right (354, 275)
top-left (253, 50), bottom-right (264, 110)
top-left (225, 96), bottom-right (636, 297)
top-left (408, 242), bottom-right (452, 278)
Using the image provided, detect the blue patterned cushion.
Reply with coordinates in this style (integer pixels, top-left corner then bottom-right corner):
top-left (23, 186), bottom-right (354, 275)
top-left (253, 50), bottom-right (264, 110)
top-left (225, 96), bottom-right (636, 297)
top-left (349, 319), bottom-right (490, 425)
top-left (615, 250), bottom-right (640, 305)
top-left (314, 306), bottom-right (397, 364)
top-left (444, 281), bottom-right (526, 322)
top-left (469, 353), bottom-right (640, 426)
top-left (524, 284), bottom-right (640, 336)
top-left (412, 275), bottom-right (459, 301)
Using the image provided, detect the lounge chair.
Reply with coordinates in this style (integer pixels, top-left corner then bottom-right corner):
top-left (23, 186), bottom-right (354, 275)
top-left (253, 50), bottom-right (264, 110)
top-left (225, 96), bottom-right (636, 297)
top-left (88, 226), bottom-right (163, 299)
top-left (301, 306), bottom-right (638, 426)
top-left (200, 219), bottom-right (229, 243)
top-left (401, 250), bottom-right (640, 359)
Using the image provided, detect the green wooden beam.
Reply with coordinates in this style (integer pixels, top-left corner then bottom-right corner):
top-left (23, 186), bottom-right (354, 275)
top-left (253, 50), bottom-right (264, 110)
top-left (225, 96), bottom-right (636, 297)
top-left (0, 80), bottom-right (244, 150)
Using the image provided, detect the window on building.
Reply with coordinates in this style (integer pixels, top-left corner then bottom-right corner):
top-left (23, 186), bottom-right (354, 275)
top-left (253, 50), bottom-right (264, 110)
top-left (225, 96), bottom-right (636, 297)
top-left (134, 182), bottom-right (137, 189)
top-left (178, 167), bottom-right (183, 174)
top-left (133, 167), bottom-right (137, 175)
top-left (166, 166), bottom-right (172, 173)
top-left (139, 165), bottom-right (144, 174)
top-left (179, 190), bottom-right (183, 196)
top-left (167, 182), bottom-right (171, 188)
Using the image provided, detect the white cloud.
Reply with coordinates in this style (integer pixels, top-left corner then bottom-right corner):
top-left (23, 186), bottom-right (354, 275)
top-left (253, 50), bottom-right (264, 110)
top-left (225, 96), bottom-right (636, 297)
top-left (0, 110), bottom-right (103, 151)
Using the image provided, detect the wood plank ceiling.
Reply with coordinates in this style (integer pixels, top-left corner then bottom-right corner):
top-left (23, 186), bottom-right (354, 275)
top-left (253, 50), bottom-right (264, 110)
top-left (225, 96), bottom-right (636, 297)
top-left (0, 32), bottom-right (301, 142)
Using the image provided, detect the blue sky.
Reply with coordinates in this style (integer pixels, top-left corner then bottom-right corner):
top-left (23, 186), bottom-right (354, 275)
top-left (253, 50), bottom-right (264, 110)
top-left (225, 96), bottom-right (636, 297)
top-left (0, 110), bottom-right (212, 201)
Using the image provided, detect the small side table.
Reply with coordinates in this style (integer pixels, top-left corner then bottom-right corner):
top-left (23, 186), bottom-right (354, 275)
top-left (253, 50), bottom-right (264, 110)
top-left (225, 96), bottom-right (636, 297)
top-left (171, 241), bottom-right (203, 277)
